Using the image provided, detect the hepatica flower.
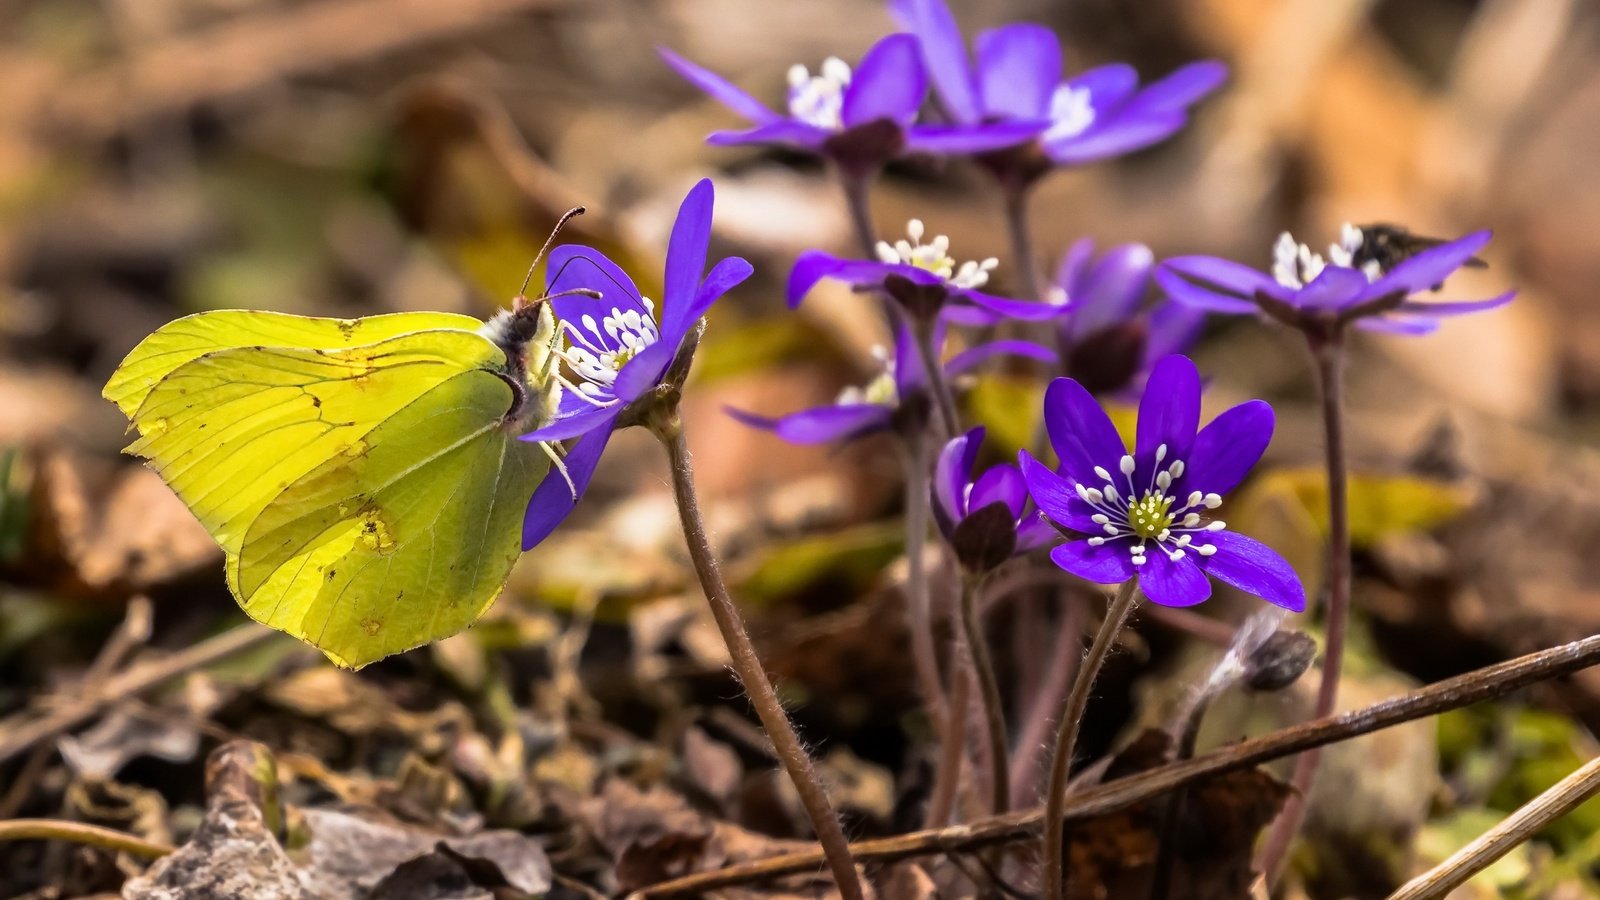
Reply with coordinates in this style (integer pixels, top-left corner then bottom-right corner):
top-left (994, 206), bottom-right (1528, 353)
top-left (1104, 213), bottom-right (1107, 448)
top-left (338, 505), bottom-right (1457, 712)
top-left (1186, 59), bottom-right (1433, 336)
top-left (935, 427), bottom-right (1055, 572)
top-left (519, 179), bottom-right (752, 549)
top-left (890, 0), bottom-right (1225, 171)
top-left (1019, 355), bottom-right (1305, 610)
top-left (1157, 225), bottom-right (1514, 335)
top-left (729, 316), bottom-right (1053, 444)
top-left (659, 35), bottom-right (1040, 167)
top-left (791, 219), bottom-right (1069, 324)
top-left (1052, 238), bottom-right (1205, 394)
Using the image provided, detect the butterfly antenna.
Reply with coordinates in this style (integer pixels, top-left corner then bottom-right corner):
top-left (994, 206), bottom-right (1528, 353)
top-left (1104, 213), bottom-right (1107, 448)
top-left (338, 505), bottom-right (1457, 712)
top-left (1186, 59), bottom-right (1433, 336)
top-left (519, 206), bottom-right (587, 300)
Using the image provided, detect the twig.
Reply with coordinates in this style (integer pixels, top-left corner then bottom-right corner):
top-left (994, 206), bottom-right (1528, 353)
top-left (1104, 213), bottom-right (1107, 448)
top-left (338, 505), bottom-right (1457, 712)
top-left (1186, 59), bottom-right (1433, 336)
top-left (0, 818), bottom-right (174, 858)
top-left (0, 623), bottom-right (281, 765)
top-left (631, 632), bottom-right (1600, 897)
top-left (1387, 754), bottom-right (1600, 900)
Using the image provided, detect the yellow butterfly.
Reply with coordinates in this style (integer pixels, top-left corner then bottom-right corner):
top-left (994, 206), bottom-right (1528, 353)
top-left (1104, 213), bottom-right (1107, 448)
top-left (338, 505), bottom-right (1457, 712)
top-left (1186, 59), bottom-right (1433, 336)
top-left (103, 293), bottom-right (568, 669)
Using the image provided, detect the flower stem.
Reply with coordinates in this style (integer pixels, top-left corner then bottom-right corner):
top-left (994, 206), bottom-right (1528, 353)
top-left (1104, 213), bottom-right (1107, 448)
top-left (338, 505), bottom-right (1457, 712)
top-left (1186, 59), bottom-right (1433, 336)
top-left (961, 573), bottom-right (1009, 816)
top-left (0, 818), bottom-right (173, 859)
top-left (837, 167), bottom-right (880, 258)
top-left (902, 432), bottom-right (954, 827)
top-left (1256, 330), bottom-right (1351, 884)
top-left (1002, 186), bottom-right (1044, 302)
top-left (1150, 685), bottom-right (1223, 900)
top-left (910, 316), bottom-right (961, 438)
top-left (1042, 578), bottom-right (1140, 900)
top-left (925, 667), bottom-right (972, 828)
top-left (655, 417), bottom-right (864, 900)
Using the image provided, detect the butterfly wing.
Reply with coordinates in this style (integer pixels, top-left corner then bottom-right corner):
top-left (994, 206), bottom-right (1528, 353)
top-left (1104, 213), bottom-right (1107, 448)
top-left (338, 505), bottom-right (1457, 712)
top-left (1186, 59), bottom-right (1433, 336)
top-left (104, 309), bottom-right (485, 417)
top-left (234, 369), bottom-right (547, 667)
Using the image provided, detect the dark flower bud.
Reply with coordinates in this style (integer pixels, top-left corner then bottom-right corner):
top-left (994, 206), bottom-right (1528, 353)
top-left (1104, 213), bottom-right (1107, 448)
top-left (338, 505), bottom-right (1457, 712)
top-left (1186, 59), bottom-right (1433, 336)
top-left (949, 502), bottom-right (1018, 574)
top-left (1242, 630), bottom-right (1318, 692)
top-left (1066, 321), bottom-right (1148, 395)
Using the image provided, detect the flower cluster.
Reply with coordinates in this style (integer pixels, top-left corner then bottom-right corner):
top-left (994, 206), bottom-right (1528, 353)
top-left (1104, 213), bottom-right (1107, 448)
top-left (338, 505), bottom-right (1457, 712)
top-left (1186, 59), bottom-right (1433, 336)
top-left (1157, 225), bottom-right (1513, 335)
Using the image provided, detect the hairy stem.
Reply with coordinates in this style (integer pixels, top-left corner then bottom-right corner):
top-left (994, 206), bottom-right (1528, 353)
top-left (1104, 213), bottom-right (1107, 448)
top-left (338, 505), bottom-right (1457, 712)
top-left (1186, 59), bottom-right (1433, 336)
top-left (910, 316), bottom-right (961, 439)
top-left (656, 419), bottom-right (863, 900)
top-left (1043, 579), bottom-right (1140, 900)
top-left (837, 167), bottom-right (880, 258)
top-left (926, 669), bottom-right (973, 828)
top-left (1010, 597), bottom-right (1085, 810)
top-left (1002, 186), bottom-right (1044, 302)
top-left (1150, 686), bottom-right (1223, 900)
top-left (1256, 331), bottom-right (1350, 882)
top-left (960, 573), bottom-right (1009, 816)
top-left (902, 432), bottom-right (954, 827)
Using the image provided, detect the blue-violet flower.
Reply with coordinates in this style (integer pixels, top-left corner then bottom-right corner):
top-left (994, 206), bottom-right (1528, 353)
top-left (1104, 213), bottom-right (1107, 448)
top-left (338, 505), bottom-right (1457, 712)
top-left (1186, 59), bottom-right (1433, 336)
top-left (1156, 225), bottom-right (1514, 336)
top-left (519, 178), bottom-right (752, 550)
top-left (935, 426), bottom-right (1055, 572)
top-left (791, 218), bottom-right (1070, 324)
top-left (1020, 354), bottom-right (1305, 610)
top-left (659, 35), bottom-right (1041, 170)
top-left (890, 0), bottom-right (1225, 175)
top-left (1052, 238), bottom-right (1205, 394)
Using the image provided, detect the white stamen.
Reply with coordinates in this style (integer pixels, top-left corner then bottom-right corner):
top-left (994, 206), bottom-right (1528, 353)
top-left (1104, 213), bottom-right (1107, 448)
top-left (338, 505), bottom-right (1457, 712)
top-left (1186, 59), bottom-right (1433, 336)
top-left (1120, 455), bottom-right (1136, 475)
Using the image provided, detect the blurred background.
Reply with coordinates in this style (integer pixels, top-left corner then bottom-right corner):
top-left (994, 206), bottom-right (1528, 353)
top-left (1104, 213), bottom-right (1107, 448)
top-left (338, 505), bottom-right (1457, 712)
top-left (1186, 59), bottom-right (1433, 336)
top-left (3, 0), bottom-right (1600, 897)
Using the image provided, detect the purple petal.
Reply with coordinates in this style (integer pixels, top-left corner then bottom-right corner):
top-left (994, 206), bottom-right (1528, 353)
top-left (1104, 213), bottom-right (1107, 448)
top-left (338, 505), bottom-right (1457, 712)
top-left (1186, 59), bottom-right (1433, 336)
top-left (1050, 538), bottom-right (1136, 585)
top-left (610, 339), bottom-right (676, 402)
top-left (1397, 289), bottom-right (1515, 317)
top-left (1055, 238), bottom-right (1095, 295)
top-left (1295, 266), bottom-right (1371, 311)
top-left (707, 120), bottom-right (830, 148)
top-left (1154, 266), bottom-right (1261, 314)
top-left (961, 289), bottom-right (1072, 321)
top-left (1354, 315), bottom-right (1440, 336)
top-left (547, 245), bottom-right (648, 325)
top-left (787, 254), bottom-right (924, 307)
top-left (1197, 530), bottom-right (1306, 612)
top-left (522, 422), bottom-right (615, 550)
top-left (1135, 354), bottom-right (1202, 464)
top-left (519, 403), bottom-right (621, 443)
top-left (1123, 61), bottom-right (1227, 115)
top-left (936, 427), bottom-right (983, 519)
top-left (1066, 243), bottom-right (1154, 339)
top-left (663, 179), bottom-right (713, 324)
top-left (727, 403), bottom-right (892, 445)
top-left (788, 250), bottom-right (848, 308)
top-left (1143, 301), bottom-right (1206, 362)
top-left (668, 255), bottom-right (753, 340)
top-left (1067, 63), bottom-right (1139, 113)
top-left (974, 24), bottom-right (1060, 120)
top-left (1015, 514), bottom-right (1058, 552)
top-left (904, 121), bottom-right (1047, 154)
top-left (971, 463), bottom-right (1027, 520)
top-left (1183, 399), bottom-right (1273, 497)
top-left (1042, 376), bottom-right (1127, 490)
top-left (1136, 551), bottom-right (1212, 607)
top-left (1160, 256), bottom-right (1281, 298)
top-left (657, 47), bottom-right (778, 124)
top-left (892, 313), bottom-right (936, 395)
top-left (842, 34), bottom-right (926, 128)
top-left (1019, 450), bottom-right (1100, 532)
top-left (1045, 111), bottom-right (1187, 165)
top-left (946, 338), bottom-right (1056, 375)
top-left (1365, 230), bottom-right (1492, 298)
top-left (890, 0), bottom-right (980, 123)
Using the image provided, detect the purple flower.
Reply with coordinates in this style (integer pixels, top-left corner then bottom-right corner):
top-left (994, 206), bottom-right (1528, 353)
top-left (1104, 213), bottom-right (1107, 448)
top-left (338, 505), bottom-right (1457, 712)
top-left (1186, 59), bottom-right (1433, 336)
top-left (1020, 355), bottom-right (1305, 611)
top-left (1052, 238), bottom-right (1205, 394)
top-left (889, 0), bottom-right (1226, 166)
top-left (658, 35), bottom-right (1041, 165)
top-left (1156, 224), bottom-right (1515, 336)
top-left (934, 426), bottom-right (1056, 571)
top-left (519, 178), bottom-right (752, 550)
top-left (728, 316), bottom-right (1054, 444)
top-left (791, 219), bottom-right (1070, 325)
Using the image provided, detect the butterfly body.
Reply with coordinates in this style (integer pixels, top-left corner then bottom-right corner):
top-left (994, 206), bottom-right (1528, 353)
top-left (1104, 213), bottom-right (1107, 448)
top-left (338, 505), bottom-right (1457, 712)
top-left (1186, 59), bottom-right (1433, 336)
top-left (104, 305), bottom-right (561, 668)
